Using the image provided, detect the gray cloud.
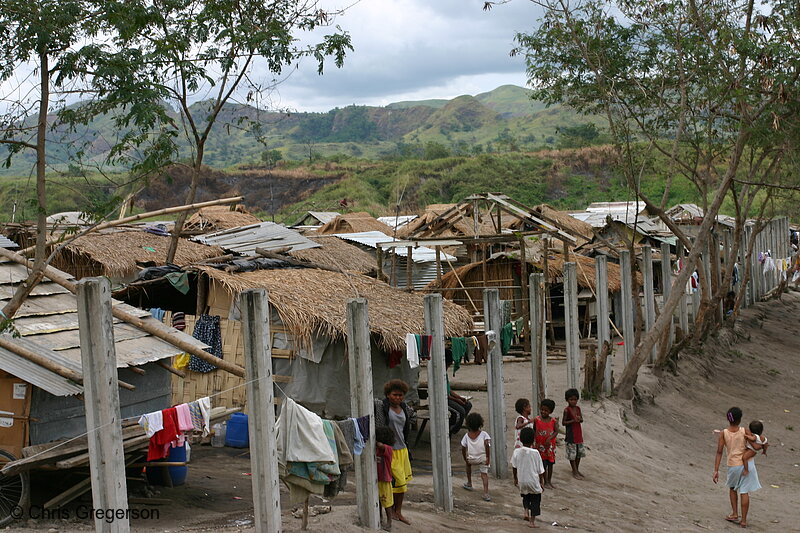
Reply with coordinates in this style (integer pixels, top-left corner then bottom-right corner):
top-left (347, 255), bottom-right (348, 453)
top-left (262, 0), bottom-right (542, 111)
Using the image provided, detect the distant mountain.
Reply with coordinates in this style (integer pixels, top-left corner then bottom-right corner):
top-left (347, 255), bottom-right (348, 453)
top-left (0, 85), bottom-right (598, 175)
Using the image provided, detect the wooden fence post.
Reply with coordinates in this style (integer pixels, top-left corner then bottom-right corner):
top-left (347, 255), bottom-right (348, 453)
top-left (483, 289), bottom-right (507, 478)
top-left (423, 294), bottom-right (453, 511)
top-left (240, 289), bottom-right (281, 533)
top-left (346, 299), bottom-right (381, 530)
top-left (641, 245), bottom-right (656, 363)
top-left (76, 277), bottom-right (130, 533)
top-left (563, 263), bottom-right (580, 389)
top-left (619, 250), bottom-right (635, 365)
top-left (595, 257), bottom-right (611, 394)
top-left (660, 242), bottom-right (674, 349)
top-left (529, 273), bottom-right (544, 404)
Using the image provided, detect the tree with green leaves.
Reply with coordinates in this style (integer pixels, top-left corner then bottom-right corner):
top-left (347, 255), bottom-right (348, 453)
top-left (503, 0), bottom-right (800, 398)
top-left (108, 0), bottom-right (352, 262)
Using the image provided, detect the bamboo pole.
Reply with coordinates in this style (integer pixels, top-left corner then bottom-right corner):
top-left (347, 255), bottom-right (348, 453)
top-left (0, 247), bottom-right (246, 377)
top-left (20, 196), bottom-right (244, 255)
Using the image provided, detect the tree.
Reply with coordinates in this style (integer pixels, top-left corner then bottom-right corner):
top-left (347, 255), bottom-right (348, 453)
top-left (508, 0), bottom-right (800, 398)
top-left (114, 0), bottom-right (352, 262)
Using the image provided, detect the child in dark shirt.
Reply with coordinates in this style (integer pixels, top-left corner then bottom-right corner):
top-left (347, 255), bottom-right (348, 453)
top-left (562, 388), bottom-right (585, 480)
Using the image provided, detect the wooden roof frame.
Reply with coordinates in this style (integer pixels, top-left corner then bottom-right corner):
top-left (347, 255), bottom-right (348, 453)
top-left (403, 193), bottom-right (577, 245)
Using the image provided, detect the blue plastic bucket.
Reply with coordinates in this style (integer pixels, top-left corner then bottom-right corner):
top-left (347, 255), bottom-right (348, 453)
top-left (146, 444), bottom-right (188, 486)
top-left (225, 412), bottom-right (249, 448)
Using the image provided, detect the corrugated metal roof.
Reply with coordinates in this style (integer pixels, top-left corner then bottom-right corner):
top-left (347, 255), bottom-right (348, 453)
top-left (377, 215), bottom-right (418, 229)
top-left (193, 221), bottom-right (320, 256)
top-left (332, 231), bottom-right (456, 262)
top-left (0, 235), bottom-right (18, 249)
top-left (0, 260), bottom-right (209, 396)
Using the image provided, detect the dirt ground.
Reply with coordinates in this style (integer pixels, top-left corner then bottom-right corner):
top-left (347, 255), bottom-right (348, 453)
top-left (11, 292), bottom-right (800, 532)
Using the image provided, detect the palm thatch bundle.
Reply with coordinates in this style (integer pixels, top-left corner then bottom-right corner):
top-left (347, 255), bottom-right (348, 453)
top-left (198, 266), bottom-right (473, 351)
top-left (532, 204), bottom-right (595, 246)
top-left (184, 205), bottom-right (262, 234)
top-left (314, 212), bottom-right (393, 236)
top-left (288, 235), bottom-right (377, 274)
top-left (52, 230), bottom-right (223, 279)
top-left (428, 252), bottom-right (633, 295)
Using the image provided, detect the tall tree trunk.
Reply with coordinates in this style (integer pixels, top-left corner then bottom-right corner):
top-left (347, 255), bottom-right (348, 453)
top-left (614, 130), bottom-right (750, 400)
top-left (165, 144), bottom-right (204, 264)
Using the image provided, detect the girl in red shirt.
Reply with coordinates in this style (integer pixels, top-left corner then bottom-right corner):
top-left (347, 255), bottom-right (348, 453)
top-left (534, 398), bottom-right (558, 488)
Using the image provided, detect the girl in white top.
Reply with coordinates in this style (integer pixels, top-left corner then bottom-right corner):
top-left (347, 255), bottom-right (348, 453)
top-left (460, 412), bottom-right (492, 501)
top-left (514, 398), bottom-right (535, 448)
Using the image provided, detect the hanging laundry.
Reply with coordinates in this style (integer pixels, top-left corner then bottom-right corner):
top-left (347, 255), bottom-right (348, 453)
top-left (164, 271), bottom-right (190, 295)
top-left (188, 315), bottom-right (223, 373)
top-left (188, 397), bottom-right (212, 436)
top-left (514, 316), bottom-right (525, 341)
top-left (419, 335), bottom-right (433, 360)
top-left (356, 415), bottom-right (370, 445)
top-left (450, 337), bottom-right (467, 375)
top-left (501, 322), bottom-right (514, 355)
top-left (148, 407), bottom-right (179, 461)
top-left (335, 419), bottom-right (356, 456)
top-left (149, 308), bottom-right (166, 321)
top-left (405, 333), bottom-right (419, 369)
top-left (464, 336), bottom-right (477, 363)
top-left (138, 410), bottom-right (163, 438)
top-left (732, 263), bottom-right (740, 285)
top-left (175, 403), bottom-right (193, 432)
top-left (474, 334), bottom-right (488, 365)
top-left (352, 417), bottom-right (365, 456)
top-left (172, 311), bottom-right (186, 331)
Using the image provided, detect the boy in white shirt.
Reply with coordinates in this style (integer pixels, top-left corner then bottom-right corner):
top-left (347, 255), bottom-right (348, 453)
top-left (460, 412), bottom-right (492, 501)
top-left (512, 427), bottom-right (546, 528)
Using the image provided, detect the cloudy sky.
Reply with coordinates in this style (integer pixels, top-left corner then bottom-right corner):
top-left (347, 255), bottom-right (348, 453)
top-left (264, 0), bottom-right (542, 112)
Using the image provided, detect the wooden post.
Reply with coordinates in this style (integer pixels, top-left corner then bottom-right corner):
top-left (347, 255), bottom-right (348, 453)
top-left (346, 299), bottom-right (381, 530)
top-left (406, 246), bottom-right (413, 290)
top-left (679, 245), bottom-right (690, 332)
top-left (641, 246), bottom-right (656, 363)
top-left (518, 235), bottom-right (530, 338)
top-left (563, 263), bottom-right (580, 389)
top-left (240, 289), bottom-right (281, 533)
top-left (660, 242), bottom-right (673, 348)
top-left (435, 246), bottom-right (442, 285)
top-left (376, 246), bottom-right (384, 281)
top-left (423, 294), bottom-right (453, 512)
top-left (594, 256), bottom-right (611, 394)
top-left (76, 277), bottom-right (130, 533)
top-left (619, 250), bottom-right (635, 366)
top-left (482, 289), bottom-right (507, 478)
top-left (529, 273), bottom-right (544, 403)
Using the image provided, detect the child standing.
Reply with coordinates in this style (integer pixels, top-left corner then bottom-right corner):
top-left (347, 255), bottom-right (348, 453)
top-left (534, 398), bottom-right (558, 489)
top-left (562, 388), bottom-right (585, 480)
top-left (460, 412), bottom-right (492, 501)
top-left (512, 427), bottom-right (546, 528)
top-left (514, 398), bottom-right (535, 449)
top-left (375, 426), bottom-right (395, 531)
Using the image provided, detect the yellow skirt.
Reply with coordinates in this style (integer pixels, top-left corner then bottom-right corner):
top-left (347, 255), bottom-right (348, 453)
top-left (391, 447), bottom-right (413, 494)
top-left (378, 481), bottom-right (394, 508)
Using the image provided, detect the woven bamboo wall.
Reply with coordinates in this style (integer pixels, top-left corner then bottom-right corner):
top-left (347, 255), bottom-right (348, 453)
top-left (169, 281), bottom-right (294, 409)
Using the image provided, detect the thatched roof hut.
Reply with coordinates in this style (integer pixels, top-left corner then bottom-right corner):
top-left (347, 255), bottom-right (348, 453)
top-left (51, 230), bottom-right (223, 280)
top-left (183, 205), bottom-right (262, 234)
top-left (288, 235), bottom-right (378, 275)
top-left (314, 212), bottom-right (393, 235)
top-left (198, 266), bottom-right (473, 352)
top-left (398, 203), bottom-right (522, 239)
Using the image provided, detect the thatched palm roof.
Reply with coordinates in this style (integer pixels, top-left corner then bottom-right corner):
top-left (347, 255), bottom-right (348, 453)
top-left (399, 202), bottom-right (523, 239)
top-left (52, 230), bottom-right (223, 279)
top-left (314, 212), bottom-right (393, 236)
top-left (288, 235), bottom-right (377, 274)
top-left (198, 266), bottom-right (473, 351)
top-left (532, 204), bottom-right (595, 246)
top-left (428, 252), bottom-right (634, 294)
top-left (184, 205), bottom-right (262, 234)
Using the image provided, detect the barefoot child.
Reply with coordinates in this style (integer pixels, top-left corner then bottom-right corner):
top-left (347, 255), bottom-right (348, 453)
top-left (512, 427), bottom-right (545, 528)
top-left (534, 399), bottom-right (558, 488)
top-left (514, 398), bottom-right (535, 449)
top-left (713, 407), bottom-right (762, 528)
top-left (562, 388), bottom-right (585, 479)
top-left (375, 426), bottom-right (395, 531)
top-left (741, 420), bottom-right (768, 476)
top-left (461, 412), bottom-right (492, 501)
